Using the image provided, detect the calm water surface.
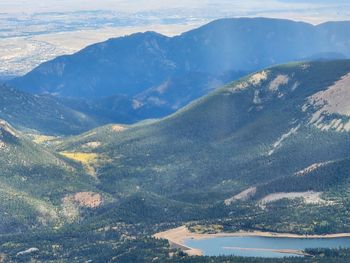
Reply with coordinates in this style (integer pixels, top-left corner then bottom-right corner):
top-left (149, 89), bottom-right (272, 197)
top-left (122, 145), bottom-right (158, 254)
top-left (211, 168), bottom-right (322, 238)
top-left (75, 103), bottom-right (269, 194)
top-left (185, 236), bottom-right (350, 258)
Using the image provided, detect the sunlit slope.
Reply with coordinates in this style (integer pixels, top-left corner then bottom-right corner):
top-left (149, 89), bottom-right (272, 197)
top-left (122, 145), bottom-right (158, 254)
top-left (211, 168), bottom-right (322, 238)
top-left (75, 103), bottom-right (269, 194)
top-left (57, 60), bottom-right (350, 205)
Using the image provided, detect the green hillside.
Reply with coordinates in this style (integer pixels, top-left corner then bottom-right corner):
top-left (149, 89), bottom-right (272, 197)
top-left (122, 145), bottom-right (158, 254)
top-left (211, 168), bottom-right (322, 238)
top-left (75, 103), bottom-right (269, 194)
top-left (3, 60), bottom-right (350, 262)
top-left (54, 60), bottom-right (350, 234)
top-left (57, 61), bottom-right (350, 195)
top-left (0, 120), bottom-right (99, 234)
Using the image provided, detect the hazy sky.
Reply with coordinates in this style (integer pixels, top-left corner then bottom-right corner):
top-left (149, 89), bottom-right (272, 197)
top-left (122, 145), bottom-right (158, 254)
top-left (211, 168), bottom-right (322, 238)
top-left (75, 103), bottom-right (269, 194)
top-left (0, 0), bottom-right (348, 14)
top-left (0, 0), bottom-right (349, 25)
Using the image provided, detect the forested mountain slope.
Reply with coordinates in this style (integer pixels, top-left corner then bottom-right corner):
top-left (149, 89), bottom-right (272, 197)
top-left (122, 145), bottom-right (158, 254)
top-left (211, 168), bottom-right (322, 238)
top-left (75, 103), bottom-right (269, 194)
top-left (57, 60), bottom-right (350, 199)
top-left (3, 60), bottom-right (350, 262)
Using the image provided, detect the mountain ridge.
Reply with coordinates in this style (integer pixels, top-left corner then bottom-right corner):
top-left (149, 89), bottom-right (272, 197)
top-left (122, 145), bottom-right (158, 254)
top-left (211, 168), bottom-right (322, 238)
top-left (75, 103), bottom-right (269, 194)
top-left (9, 18), bottom-right (350, 125)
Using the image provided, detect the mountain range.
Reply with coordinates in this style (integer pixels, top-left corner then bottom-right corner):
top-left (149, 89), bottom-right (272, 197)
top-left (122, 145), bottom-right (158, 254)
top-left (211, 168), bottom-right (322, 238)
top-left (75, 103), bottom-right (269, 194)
top-left (8, 18), bottom-right (350, 129)
top-left (2, 18), bottom-right (350, 262)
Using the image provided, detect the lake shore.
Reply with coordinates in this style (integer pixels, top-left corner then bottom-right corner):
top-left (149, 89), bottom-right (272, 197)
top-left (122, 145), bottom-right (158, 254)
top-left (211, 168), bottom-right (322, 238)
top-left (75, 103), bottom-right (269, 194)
top-left (153, 225), bottom-right (350, 256)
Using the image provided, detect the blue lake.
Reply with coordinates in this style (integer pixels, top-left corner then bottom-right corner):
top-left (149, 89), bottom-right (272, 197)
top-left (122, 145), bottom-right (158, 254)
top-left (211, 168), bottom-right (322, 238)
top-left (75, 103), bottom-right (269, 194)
top-left (184, 236), bottom-right (350, 258)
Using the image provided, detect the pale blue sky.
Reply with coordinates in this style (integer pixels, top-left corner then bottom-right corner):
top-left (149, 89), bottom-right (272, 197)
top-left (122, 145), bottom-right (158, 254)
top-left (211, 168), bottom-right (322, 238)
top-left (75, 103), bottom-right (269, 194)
top-left (0, 0), bottom-right (349, 14)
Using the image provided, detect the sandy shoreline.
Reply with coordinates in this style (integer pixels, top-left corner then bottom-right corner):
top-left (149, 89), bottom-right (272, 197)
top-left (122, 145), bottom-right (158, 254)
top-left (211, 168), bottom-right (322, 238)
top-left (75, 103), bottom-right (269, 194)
top-left (153, 225), bottom-right (350, 256)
